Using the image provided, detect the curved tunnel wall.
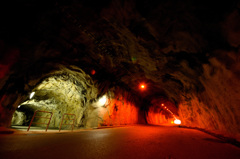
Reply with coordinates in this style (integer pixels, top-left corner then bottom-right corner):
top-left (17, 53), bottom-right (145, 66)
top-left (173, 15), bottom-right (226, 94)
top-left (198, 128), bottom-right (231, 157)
top-left (9, 65), bottom-right (139, 129)
top-left (179, 56), bottom-right (240, 135)
top-left (0, 0), bottom-right (240, 140)
top-left (146, 99), bottom-right (177, 125)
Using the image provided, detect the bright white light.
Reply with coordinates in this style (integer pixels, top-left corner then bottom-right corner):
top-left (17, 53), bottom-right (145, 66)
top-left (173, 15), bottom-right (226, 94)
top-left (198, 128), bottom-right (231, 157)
top-left (18, 105), bottom-right (21, 108)
top-left (174, 119), bottom-right (181, 125)
top-left (29, 92), bottom-right (35, 99)
top-left (98, 95), bottom-right (107, 105)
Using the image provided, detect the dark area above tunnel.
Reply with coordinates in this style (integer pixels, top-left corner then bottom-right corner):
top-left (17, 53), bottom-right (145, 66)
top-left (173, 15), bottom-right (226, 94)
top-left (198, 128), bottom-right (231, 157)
top-left (1, 0), bottom-right (240, 136)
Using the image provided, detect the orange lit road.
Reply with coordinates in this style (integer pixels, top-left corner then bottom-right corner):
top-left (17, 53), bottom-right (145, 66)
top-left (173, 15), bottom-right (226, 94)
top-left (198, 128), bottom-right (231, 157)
top-left (0, 125), bottom-right (240, 159)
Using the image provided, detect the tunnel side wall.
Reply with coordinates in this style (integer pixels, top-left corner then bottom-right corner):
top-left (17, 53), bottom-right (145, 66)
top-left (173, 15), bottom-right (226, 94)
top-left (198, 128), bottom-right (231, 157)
top-left (86, 97), bottom-right (139, 128)
top-left (178, 57), bottom-right (240, 139)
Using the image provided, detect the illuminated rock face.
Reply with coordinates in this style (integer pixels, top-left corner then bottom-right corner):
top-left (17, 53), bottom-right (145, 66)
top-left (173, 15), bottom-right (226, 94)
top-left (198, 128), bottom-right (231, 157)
top-left (11, 66), bottom-right (98, 128)
top-left (0, 0), bottom-right (240, 139)
top-left (179, 56), bottom-right (240, 136)
top-left (147, 107), bottom-right (170, 125)
top-left (10, 66), bottom-right (139, 129)
top-left (146, 99), bottom-right (177, 125)
top-left (86, 96), bottom-right (138, 128)
top-left (11, 111), bottom-right (26, 125)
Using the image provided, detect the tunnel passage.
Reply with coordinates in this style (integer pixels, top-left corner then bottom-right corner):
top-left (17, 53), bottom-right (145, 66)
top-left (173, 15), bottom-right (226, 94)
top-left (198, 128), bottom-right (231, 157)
top-left (146, 98), bottom-right (179, 125)
top-left (0, 0), bottom-right (240, 140)
top-left (12, 66), bottom-right (96, 128)
top-left (10, 65), bottom-right (139, 129)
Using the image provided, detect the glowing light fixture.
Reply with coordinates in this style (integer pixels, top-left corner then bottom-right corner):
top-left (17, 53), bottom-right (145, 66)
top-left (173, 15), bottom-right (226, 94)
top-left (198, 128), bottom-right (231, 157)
top-left (18, 105), bottom-right (21, 108)
top-left (174, 119), bottom-right (181, 125)
top-left (139, 83), bottom-right (146, 90)
top-left (99, 95), bottom-right (107, 105)
top-left (91, 69), bottom-right (96, 75)
top-left (161, 103), bottom-right (164, 106)
top-left (29, 92), bottom-right (35, 99)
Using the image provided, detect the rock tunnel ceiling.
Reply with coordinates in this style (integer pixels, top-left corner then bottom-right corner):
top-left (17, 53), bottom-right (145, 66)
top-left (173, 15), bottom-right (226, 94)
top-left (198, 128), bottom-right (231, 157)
top-left (0, 0), bottom-right (240, 136)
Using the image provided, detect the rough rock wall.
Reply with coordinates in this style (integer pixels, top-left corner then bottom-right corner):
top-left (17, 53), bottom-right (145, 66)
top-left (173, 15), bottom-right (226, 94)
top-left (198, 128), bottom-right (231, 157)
top-left (10, 65), bottom-right (139, 129)
top-left (0, 92), bottom-right (26, 127)
top-left (178, 9), bottom-right (240, 138)
top-left (147, 107), bottom-right (170, 125)
top-left (179, 56), bottom-right (240, 137)
top-left (1, 0), bottom-right (240, 138)
top-left (10, 66), bottom-right (98, 128)
top-left (146, 99), bottom-right (177, 125)
top-left (86, 95), bottom-right (139, 128)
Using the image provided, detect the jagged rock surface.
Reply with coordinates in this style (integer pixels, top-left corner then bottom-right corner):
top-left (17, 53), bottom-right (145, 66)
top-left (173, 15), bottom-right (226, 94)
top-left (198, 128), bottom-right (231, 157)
top-left (0, 0), bottom-right (240, 139)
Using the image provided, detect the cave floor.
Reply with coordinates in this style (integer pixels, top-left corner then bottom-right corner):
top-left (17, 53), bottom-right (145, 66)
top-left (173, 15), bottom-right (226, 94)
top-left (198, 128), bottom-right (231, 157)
top-left (0, 125), bottom-right (239, 159)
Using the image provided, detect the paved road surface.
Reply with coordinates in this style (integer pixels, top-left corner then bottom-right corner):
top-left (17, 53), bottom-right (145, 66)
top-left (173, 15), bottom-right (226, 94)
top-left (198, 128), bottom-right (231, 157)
top-left (0, 125), bottom-right (240, 159)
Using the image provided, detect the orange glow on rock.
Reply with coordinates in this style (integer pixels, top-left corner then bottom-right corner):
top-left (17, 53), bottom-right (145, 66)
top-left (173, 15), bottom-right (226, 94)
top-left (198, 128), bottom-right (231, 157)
top-left (147, 106), bottom-right (170, 125)
top-left (98, 97), bottom-right (139, 126)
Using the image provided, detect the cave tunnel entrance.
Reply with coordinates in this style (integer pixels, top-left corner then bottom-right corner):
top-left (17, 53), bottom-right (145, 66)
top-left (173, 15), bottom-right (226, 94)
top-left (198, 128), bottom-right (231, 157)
top-left (143, 97), bottom-right (180, 126)
top-left (9, 63), bottom-right (181, 131)
top-left (10, 65), bottom-right (146, 130)
top-left (11, 74), bottom-right (89, 129)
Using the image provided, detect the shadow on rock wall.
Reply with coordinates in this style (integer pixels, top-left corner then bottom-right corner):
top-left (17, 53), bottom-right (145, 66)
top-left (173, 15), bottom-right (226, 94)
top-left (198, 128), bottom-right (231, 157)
top-left (179, 55), bottom-right (240, 138)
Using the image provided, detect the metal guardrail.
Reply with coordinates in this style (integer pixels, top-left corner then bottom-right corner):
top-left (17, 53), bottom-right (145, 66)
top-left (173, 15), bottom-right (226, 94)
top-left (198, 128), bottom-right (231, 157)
top-left (27, 110), bottom-right (53, 132)
top-left (59, 113), bottom-right (76, 132)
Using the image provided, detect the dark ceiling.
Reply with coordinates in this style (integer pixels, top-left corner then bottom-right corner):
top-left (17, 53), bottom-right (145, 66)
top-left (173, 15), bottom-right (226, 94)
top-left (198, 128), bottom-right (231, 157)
top-left (0, 0), bottom-right (239, 112)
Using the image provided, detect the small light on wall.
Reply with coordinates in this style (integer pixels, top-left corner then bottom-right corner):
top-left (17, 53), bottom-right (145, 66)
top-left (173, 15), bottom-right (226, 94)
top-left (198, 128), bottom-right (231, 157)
top-left (139, 83), bottom-right (146, 90)
top-left (17, 105), bottom-right (21, 108)
top-left (91, 69), bottom-right (96, 75)
top-left (98, 95), bottom-right (107, 106)
top-left (29, 92), bottom-right (35, 99)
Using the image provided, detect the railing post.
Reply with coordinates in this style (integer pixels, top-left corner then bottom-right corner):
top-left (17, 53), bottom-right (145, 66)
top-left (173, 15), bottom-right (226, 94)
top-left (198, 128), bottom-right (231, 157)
top-left (46, 112), bottom-right (53, 132)
top-left (27, 111), bottom-right (37, 131)
top-left (59, 113), bottom-right (76, 132)
top-left (27, 110), bottom-right (53, 132)
top-left (59, 114), bottom-right (65, 132)
top-left (72, 115), bottom-right (76, 131)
